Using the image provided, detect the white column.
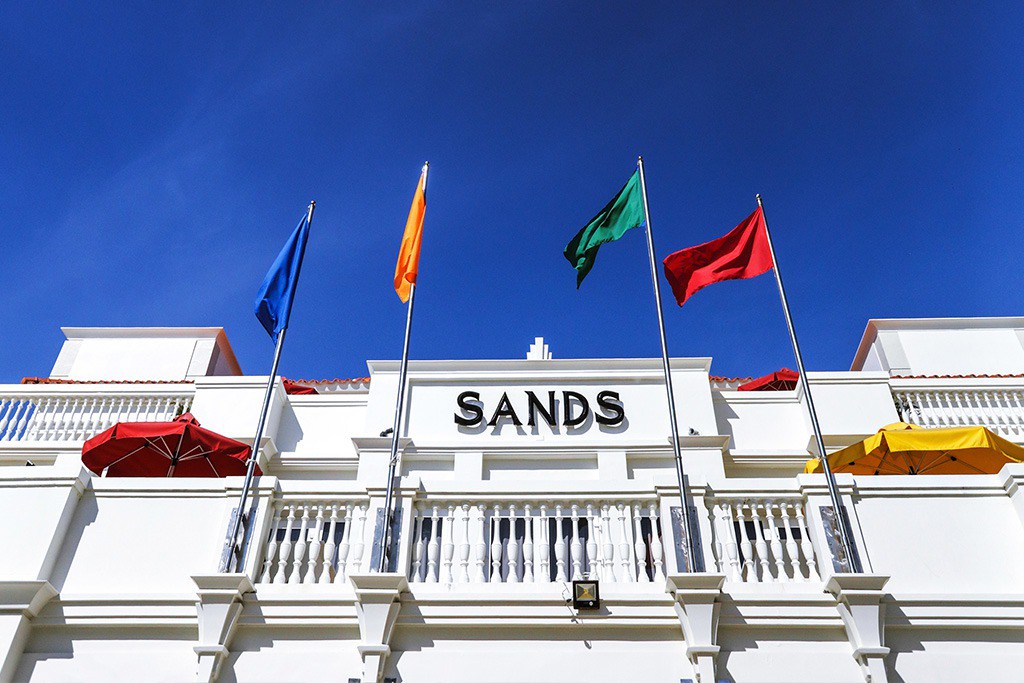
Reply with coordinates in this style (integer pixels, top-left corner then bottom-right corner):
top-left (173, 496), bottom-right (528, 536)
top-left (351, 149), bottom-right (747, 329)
top-left (349, 574), bottom-right (408, 683)
top-left (0, 581), bottom-right (57, 683)
top-left (192, 574), bottom-right (253, 683)
top-left (666, 573), bottom-right (726, 683)
top-left (826, 574), bottom-right (892, 683)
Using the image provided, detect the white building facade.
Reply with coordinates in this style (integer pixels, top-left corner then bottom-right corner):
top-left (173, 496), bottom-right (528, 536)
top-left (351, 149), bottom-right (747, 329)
top-left (3, 318), bottom-right (1024, 682)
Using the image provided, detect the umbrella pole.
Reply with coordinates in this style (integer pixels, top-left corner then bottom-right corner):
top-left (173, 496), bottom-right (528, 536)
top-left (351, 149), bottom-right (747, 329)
top-left (756, 194), bottom-right (862, 573)
top-left (220, 326), bottom-right (287, 573)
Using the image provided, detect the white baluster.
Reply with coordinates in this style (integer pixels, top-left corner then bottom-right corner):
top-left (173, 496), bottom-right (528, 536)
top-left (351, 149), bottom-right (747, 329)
top-left (506, 504), bottom-right (520, 583)
top-left (260, 508), bottom-right (282, 583)
top-left (553, 504), bottom-right (567, 582)
top-left (591, 506), bottom-right (606, 582)
top-left (303, 505), bottom-right (325, 584)
top-left (949, 391), bottom-right (967, 428)
top-left (459, 504), bottom-right (472, 583)
top-left (735, 503), bottom-right (756, 582)
top-left (75, 398), bottom-right (91, 440)
top-left (538, 505), bottom-right (551, 582)
top-left (587, 504), bottom-right (600, 581)
top-left (411, 503), bottom-right (426, 583)
top-left (27, 397), bottom-right (49, 440)
top-left (336, 504), bottom-right (353, 582)
top-left (472, 504), bottom-right (487, 583)
top-left (633, 503), bottom-right (649, 582)
top-left (522, 504), bottom-right (535, 583)
top-left (275, 507), bottom-right (296, 584)
top-left (427, 505), bottom-right (441, 583)
top-left (289, 506), bottom-right (310, 584)
top-left (490, 504), bottom-right (503, 583)
top-left (648, 502), bottom-right (665, 582)
top-left (779, 503), bottom-right (802, 582)
top-left (750, 503), bottom-right (771, 582)
top-left (795, 504), bottom-right (819, 581)
top-left (617, 503), bottom-right (633, 582)
top-left (716, 503), bottom-right (741, 582)
top-left (601, 504), bottom-right (615, 582)
top-left (765, 503), bottom-right (787, 582)
top-left (351, 504), bottom-right (368, 574)
top-left (937, 391), bottom-right (954, 427)
top-left (321, 505), bottom-right (339, 584)
top-left (0, 399), bottom-right (15, 440)
top-left (1009, 392), bottom-right (1024, 434)
top-left (441, 505), bottom-right (455, 584)
top-left (8, 401), bottom-right (29, 444)
top-left (37, 398), bottom-right (55, 440)
top-left (569, 504), bottom-right (583, 581)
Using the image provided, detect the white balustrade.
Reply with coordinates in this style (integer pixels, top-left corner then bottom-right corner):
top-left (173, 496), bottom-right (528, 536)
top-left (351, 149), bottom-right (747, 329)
top-left (407, 499), bottom-right (666, 585)
top-left (0, 390), bottom-right (194, 442)
top-left (258, 501), bottom-right (369, 585)
top-left (710, 498), bottom-right (820, 584)
top-left (894, 387), bottom-right (1024, 437)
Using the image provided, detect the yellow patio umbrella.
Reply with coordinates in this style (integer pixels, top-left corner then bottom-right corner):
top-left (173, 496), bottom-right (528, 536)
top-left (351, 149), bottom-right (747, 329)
top-left (805, 422), bottom-right (1024, 476)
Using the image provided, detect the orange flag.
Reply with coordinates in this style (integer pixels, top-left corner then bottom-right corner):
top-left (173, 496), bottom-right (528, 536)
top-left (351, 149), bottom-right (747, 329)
top-left (394, 164), bottom-right (428, 302)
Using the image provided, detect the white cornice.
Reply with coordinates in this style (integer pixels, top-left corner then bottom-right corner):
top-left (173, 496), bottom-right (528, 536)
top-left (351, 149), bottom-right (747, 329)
top-left (366, 357), bottom-right (713, 378)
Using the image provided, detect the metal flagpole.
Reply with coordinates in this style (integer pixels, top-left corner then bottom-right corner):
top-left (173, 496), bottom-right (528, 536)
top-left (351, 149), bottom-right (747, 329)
top-left (220, 200), bottom-right (316, 573)
top-left (637, 156), bottom-right (699, 572)
top-left (378, 163), bottom-right (428, 573)
top-left (755, 194), bottom-right (861, 572)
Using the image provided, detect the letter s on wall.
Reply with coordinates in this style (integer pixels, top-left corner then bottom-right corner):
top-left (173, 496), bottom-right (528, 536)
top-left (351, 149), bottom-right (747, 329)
top-left (595, 390), bottom-right (625, 426)
top-left (454, 391), bottom-right (484, 426)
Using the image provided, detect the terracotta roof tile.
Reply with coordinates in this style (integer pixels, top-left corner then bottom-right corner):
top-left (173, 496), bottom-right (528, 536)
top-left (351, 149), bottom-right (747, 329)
top-left (21, 377), bottom-right (194, 385)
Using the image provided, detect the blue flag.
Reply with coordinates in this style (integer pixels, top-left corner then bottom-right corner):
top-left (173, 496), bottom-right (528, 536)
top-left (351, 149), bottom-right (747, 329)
top-left (254, 213), bottom-right (311, 339)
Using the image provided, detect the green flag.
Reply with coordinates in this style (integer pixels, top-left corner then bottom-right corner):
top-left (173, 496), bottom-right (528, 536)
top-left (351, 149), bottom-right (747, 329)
top-left (564, 169), bottom-right (645, 287)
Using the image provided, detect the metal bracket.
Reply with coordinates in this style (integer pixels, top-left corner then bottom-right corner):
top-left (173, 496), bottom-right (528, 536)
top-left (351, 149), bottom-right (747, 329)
top-left (369, 504), bottom-right (404, 573)
top-left (820, 505), bottom-right (863, 573)
top-left (670, 505), bottom-right (706, 573)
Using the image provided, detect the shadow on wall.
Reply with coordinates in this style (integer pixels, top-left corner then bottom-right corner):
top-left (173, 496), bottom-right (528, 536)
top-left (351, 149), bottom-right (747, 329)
top-left (266, 401), bottom-right (305, 453)
top-left (47, 487), bottom-right (100, 593)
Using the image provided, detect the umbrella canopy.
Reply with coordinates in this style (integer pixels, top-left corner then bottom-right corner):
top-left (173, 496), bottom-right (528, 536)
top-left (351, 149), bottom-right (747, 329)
top-left (738, 368), bottom-right (799, 391)
top-left (82, 413), bottom-right (257, 478)
top-left (805, 421), bottom-right (1024, 475)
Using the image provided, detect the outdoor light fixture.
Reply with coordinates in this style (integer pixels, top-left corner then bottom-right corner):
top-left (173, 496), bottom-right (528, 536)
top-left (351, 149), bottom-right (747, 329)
top-left (572, 579), bottom-right (600, 610)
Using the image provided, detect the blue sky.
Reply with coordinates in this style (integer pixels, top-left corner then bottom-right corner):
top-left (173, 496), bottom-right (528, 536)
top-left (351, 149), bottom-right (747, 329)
top-left (2, 2), bottom-right (1022, 383)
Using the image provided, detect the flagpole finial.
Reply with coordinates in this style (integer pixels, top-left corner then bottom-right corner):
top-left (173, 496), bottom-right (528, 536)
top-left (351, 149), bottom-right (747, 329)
top-left (755, 194), bottom-right (763, 207)
top-left (637, 155), bottom-right (644, 164)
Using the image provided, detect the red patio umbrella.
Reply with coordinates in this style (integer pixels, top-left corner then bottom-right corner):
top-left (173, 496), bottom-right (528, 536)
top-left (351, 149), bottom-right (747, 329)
top-left (737, 368), bottom-right (799, 392)
top-left (82, 413), bottom-right (257, 478)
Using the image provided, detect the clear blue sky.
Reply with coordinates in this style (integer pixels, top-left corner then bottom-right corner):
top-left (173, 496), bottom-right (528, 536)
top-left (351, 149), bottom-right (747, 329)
top-left (2, 2), bottom-right (1022, 382)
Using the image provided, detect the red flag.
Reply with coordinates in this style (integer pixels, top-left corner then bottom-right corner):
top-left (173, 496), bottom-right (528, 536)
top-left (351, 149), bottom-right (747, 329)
top-left (663, 206), bottom-right (773, 306)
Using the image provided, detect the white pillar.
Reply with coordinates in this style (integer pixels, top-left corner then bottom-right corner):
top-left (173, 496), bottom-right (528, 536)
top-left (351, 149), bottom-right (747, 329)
top-left (0, 581), bottom-right (57, 683)
top-left (349, 573), bottom-right (408, 683)
top-left (826, 574), bottom-right (891, 683)
top-left (191, 574), bottom-right (253, 683)
top-left (665, 573), bottom-right (725, 683)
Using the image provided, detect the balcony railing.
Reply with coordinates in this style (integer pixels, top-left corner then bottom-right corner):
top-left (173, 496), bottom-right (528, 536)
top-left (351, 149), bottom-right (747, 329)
top-left (257, 500), bottom-right (371, 585)
top-left (708, 496), bottom-right (820, 584)
top-left (0, 388), bottom-right (194, 442)
top-left (407, 499), bottom-right (666, 585)
top-left (893, 385), bottom-right (1024, 438)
